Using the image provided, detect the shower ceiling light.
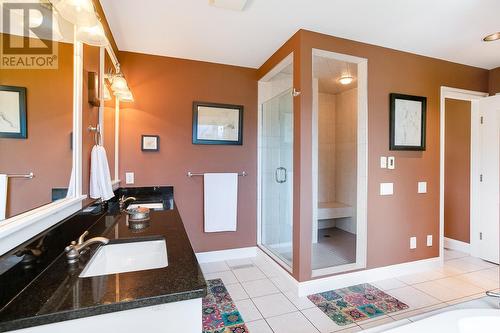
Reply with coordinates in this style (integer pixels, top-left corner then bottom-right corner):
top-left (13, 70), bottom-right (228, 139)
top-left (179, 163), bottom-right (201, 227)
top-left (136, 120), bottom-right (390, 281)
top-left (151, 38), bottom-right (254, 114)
top-left (483, 32), bottom-right (500, 42)
top-left (51, 0), bottom-right (98, 27)
top-left (76, 22), bottom-right (109, 47)
top-left (338, 76), bottom-right (354, 85)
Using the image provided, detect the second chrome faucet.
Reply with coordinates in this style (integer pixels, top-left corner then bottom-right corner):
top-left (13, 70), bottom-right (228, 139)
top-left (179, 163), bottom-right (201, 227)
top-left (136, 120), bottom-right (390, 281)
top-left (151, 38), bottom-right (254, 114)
top-left (65, 231), bottom-right (109, 263)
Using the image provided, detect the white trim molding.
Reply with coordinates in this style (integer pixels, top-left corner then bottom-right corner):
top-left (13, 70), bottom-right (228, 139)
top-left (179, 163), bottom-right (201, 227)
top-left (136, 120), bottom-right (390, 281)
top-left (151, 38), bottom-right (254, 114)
top-left (195, 247), bottom-right (443, 298)
top-left (439, 86), bottom-right (488, 262)
top-left (0, 197), bottom-right (85, 255)
top-left (444, 237), bottom-right (471, 254)
top-left (311, 49), bottom-right (369, 277)
top-left (299, 257), bottom-right (441, 297)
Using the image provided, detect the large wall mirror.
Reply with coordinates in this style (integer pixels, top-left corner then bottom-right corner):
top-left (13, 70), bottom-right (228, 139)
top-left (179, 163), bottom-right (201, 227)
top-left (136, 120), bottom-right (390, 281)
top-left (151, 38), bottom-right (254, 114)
top-left (0, 15), bottom-right (75, 221)
top-left (0, 0), bottom-right (121, 255)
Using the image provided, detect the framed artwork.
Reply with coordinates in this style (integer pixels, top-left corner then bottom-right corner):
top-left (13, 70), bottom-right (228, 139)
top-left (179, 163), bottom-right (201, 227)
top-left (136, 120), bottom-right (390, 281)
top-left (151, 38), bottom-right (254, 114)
top-left (141, 135), bottom-right (159, 151)
top-left (0, 85), bottom-right (27, 139)
top-left (192, 101), bottom-right (243, 145)
top-left (389, 93), bottom-right (427, 151)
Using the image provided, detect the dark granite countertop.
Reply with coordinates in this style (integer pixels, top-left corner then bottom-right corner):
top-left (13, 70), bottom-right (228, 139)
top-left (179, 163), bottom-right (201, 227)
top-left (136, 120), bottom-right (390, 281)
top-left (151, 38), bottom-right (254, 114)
top-left (0, 200), bottom-right (207, 332)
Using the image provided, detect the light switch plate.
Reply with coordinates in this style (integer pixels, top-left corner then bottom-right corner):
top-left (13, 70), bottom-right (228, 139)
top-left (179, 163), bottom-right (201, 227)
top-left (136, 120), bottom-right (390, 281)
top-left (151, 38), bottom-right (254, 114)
top-left (380, 183), bottom-right (394, 196)
top-left (418, 182), bottom-right (427, 194)
top-left (388, 156), bottom-right (395, 169)
top-left (380, 156), bottom-right (387, 169)
top-left (427, 235), bottom-right (433, 247)
top-left (125, 172), bottom-right (135, 185)
top-left (410, 237), bottom-right (417, 249)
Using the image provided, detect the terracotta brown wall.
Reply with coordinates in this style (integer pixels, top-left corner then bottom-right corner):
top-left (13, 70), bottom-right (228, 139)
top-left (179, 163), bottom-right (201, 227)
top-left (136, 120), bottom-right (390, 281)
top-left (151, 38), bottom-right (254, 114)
top-left (0, 37), bottom-right (73, 218)
top-left (444, 99), bottom-right (471, 243)
top-left (259, 30), bottom-right (489, 281)
top-left (489, 67), bottom-right (500, 95)
top-left (118, 51), bottom-right (258, 252)
top-left (82, 45), bottom-right (101, 196)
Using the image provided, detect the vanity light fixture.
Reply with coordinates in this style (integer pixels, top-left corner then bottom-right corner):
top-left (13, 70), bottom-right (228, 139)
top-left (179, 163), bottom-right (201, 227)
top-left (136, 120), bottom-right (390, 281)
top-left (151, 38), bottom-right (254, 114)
top-left (110, 74), bottom-right (128, 93)
top-left (51, 0), bottom-right (98, 27)
top-left (338, 76), bottom-right (354, 85)
top-left (103, 84), bottom-right (111, 101)
top-left (75, 22), bottom-right (109, 47)
top-left (115, 90), bottom-right (134, 102)
top-left (483, 32), bottom-right (500, 42)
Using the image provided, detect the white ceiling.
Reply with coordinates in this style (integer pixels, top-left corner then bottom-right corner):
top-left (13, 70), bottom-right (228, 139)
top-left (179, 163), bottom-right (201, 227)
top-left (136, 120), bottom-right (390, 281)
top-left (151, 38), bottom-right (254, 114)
top-left (100, 0), bottom-right (500, 70)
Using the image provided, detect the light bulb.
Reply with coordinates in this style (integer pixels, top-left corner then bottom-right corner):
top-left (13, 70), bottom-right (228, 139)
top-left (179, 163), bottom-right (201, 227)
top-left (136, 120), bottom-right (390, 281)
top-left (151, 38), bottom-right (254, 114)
top-left (76, 22), bottom-right (108, 47)
top-left (111, 75), bottom-right (128, 92)
top-left (115, 90), bottom-right (134, 102)
top-left (338, 76), bottom-right (353, 85)
top-left (52, 0), bottom-right (98, 27)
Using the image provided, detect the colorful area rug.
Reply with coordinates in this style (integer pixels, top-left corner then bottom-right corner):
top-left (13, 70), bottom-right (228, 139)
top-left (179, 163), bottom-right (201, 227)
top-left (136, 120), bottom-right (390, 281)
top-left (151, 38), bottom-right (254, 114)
top-left (203, 279), bottom-right (249, 333)
top-left (308, 283), bottom-right (409, 326)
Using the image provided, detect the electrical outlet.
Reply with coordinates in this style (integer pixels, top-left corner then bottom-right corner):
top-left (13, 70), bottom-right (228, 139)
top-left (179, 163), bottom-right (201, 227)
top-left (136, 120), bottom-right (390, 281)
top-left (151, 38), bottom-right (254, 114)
top-left (418, 182), bottom-right (427, 194)
top-left (388, 156), bottom-right (395, 169)
top-left (125, 172), bottom-right (135, 185)
top-left (380, 156), bottom-right (387, 169)
top-left (410, 237), bottom-right (417, 249)
top-left (380, 183), bottom-right (394, 196)
top-left (427, 235), bottom-right (433, 247)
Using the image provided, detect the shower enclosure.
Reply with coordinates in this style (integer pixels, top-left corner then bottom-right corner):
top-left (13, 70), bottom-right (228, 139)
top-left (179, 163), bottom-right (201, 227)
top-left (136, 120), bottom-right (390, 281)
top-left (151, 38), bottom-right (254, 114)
top-left (258, 55), bottom-right (294, 270)
top-left (257, 49), bottom-right (368, 279)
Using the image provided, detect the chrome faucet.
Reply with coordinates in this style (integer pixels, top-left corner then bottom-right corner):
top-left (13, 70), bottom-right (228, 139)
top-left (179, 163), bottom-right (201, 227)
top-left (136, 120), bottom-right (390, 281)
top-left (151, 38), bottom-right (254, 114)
top-left (65, 231), bottom-right (109, 263)
top-left (119, 195), bottom-right (137, 210)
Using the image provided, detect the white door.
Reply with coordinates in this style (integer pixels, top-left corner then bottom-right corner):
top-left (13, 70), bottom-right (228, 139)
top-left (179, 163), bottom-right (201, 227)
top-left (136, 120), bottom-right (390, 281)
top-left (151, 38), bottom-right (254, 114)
top-left (477, 95), bottom-right (500, 264)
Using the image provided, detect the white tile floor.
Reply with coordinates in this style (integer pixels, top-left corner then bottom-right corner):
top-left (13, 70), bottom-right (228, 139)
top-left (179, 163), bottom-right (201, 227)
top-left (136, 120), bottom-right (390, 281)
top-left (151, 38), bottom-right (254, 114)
top-left (200, 249), bottom-right (499, 332)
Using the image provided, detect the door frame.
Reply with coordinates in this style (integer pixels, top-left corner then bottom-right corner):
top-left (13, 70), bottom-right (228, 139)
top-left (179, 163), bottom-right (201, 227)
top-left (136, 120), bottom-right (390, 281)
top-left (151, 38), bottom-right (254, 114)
top-left (439, 86), bottom-right (488, 261)
top-left (310, 49), bottom-right (368, 277)
top-left (257, 53), bottom-right (294, 273)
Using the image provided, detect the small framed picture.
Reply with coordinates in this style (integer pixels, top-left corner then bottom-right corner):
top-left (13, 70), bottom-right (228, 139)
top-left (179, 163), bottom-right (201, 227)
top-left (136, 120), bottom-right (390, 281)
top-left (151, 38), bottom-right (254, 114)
top-left (389, 93), bottom-right (427, 151)
top-left (0, 85), bottom-right (27, 139)
top-left (141, 135), bottom-right (159, 151)
top-left (192, 101), bottom-right (243, 145)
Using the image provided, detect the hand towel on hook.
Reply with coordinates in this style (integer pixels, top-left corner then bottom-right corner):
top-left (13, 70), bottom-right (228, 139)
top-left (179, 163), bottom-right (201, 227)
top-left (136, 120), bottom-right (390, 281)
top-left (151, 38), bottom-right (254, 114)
top-left (90, 145), bottom-right (114, 201)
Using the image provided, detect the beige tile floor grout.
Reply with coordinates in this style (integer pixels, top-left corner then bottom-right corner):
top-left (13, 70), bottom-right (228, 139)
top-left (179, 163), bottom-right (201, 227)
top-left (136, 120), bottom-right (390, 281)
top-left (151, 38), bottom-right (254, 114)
top-left (202, 248), bottom-right (498, 333)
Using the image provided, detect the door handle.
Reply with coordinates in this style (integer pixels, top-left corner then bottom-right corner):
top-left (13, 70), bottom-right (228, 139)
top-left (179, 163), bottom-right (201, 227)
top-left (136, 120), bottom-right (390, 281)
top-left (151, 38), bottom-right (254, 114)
top-left (275, 167), bottom-right (287, 183)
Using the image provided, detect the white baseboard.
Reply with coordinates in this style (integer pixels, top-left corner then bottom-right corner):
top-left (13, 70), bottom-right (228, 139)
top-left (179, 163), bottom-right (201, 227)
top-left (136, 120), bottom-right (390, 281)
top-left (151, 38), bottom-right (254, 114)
top-left (196, 246), bottom-right (443, 298)
top-left (297, 256), bottom-right (442, 297)
top-left (444, 237), bottom-right (470, 254)
top-left (253, 248), bottom-right (443, 297)
top-left (196, 246), bottom-right (258, 263)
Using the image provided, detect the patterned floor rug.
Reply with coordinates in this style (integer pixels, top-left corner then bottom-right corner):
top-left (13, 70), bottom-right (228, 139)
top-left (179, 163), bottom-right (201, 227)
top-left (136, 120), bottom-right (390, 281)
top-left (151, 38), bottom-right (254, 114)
top-left (203, 279), bottom-right (249, 333)
top-left (308, 283), bottom-right (409, 326)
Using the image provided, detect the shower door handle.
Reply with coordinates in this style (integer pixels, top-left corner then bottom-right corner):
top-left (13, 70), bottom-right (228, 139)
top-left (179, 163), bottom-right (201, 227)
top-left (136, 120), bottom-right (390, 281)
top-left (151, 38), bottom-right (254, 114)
top-left (275, 167), bottom-right (287, 183)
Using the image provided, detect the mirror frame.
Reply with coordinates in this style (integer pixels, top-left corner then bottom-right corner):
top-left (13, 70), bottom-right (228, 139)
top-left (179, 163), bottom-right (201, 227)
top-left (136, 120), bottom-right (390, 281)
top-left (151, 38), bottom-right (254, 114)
top-left (101, 45), bottom-right (121, 187)
top-left (0, 36), bottom-right (85, 256)
top-left (0, 43), bottom-right (122, 256)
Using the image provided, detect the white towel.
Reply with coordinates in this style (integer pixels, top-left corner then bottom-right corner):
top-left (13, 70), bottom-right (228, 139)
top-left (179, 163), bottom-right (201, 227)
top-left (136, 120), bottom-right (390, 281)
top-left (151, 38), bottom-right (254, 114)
top-left (204, 173), bottom-right (238, 232)
top-left (90, 145), bottom-right (114, 201)
top-left (0, 174), bottom-right (7, 220)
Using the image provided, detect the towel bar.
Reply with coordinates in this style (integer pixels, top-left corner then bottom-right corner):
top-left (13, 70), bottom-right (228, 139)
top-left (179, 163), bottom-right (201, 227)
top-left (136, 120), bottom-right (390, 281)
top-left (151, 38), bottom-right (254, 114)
top-left (7, 172), bottom-right (34, 179)
top-left (187, 171), bottom-right (247, 178)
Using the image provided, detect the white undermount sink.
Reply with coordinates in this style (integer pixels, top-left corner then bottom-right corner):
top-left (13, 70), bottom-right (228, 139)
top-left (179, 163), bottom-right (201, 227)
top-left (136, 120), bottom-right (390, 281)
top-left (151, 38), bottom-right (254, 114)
top-left (127, 202), bottom-right (164, 210)
top-left (79, 239), bottom-right (168, 278)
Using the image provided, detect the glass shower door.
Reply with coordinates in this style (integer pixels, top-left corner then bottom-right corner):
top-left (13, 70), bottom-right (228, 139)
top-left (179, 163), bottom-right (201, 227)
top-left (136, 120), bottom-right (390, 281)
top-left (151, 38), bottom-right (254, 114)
top-left (261, 89), bottom-right (294, 268)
